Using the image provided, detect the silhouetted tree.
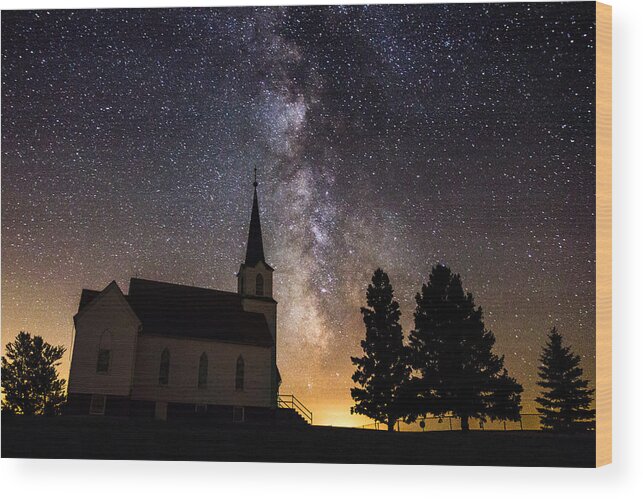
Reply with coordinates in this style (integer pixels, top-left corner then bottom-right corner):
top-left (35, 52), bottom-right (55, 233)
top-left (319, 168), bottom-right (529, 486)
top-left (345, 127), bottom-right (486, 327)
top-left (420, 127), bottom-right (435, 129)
top-left (407, 264), bottom-right (522, 431)
top-left (351, 269), bottom-right (409, 431)
top-left (1, 331), bottom-right (66, 416)
top-left (536, 327), bottom-right (595, 432)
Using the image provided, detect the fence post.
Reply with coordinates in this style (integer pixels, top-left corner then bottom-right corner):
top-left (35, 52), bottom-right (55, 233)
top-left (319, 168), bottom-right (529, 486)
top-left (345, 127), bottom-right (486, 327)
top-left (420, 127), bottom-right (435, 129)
top-left (449, 417), bottom-right (453, 431)
top-left (503, 421), bottom-right (507, 431)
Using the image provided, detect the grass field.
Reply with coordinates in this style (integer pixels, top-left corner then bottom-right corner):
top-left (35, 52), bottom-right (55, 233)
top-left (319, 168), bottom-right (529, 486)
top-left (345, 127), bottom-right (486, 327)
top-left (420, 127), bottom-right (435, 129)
top-left (1, 415), bottom-right (595, 467)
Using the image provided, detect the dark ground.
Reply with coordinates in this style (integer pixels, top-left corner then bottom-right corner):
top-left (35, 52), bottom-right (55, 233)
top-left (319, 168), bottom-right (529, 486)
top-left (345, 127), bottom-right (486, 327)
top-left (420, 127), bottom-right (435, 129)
top-left (1, 416), bottom-right (595, 467)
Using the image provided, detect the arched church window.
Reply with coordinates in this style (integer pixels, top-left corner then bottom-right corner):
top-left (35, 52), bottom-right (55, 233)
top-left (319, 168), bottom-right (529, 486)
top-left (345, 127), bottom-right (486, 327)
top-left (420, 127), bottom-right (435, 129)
top-left (198, 352), bottom-right (208, 389)
top-left (159, 348), bottom-right (170, 385)
top-left (96, 331), bottom-right (112, 374)
top-left (256, 274), bottom-right (264, 296)
top-left (235, 355), bottom-right (245, 391)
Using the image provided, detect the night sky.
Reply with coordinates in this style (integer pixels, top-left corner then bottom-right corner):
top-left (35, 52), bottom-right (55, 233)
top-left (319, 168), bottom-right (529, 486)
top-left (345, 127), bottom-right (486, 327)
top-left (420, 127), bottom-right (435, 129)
top-left (1, 3), bottom-right (596, 426)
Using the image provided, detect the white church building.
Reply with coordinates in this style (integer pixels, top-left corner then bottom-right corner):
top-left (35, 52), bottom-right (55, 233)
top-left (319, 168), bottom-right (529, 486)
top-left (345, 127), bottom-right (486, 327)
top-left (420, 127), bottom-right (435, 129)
top-left (66, 176), bottom-right (307, 424)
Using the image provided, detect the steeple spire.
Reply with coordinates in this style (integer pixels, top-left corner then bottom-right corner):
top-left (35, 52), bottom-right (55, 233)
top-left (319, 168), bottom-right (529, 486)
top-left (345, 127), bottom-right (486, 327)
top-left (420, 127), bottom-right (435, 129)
top-left (244, 167), bottom-right (265, 266)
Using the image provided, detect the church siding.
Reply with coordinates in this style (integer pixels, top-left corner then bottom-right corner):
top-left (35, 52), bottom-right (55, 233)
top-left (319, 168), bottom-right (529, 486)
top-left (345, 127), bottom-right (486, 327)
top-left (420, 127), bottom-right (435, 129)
top-left (130, 334), bottom-right (272, 408)
top-left (68, 284), bottom-right (140, 397)
top-left (241, 297), bottom-right (278, 407)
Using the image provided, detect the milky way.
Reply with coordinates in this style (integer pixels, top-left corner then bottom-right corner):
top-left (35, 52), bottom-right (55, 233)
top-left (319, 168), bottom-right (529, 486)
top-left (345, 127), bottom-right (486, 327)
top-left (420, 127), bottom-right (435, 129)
top-left (2, 3), bottom-right (596, 425)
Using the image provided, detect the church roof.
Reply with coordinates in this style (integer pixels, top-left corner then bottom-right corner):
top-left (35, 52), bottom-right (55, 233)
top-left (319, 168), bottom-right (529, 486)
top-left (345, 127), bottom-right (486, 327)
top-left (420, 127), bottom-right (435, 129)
top-left (244, 183), bottom-right (267, 267)
top-left (79, 288), bottom-right (101, 311)
top-left (77, 278), bottom-right (273, 347)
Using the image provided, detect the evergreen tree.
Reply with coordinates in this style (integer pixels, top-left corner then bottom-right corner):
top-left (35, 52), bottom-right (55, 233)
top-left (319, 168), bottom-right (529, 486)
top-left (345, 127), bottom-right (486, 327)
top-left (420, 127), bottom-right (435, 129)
top-left (1, 331), bottom-right (67, 416)
top-left (351, 268), bottom-right (409, 431)
top-left (407, 264), bottom-right (522, 431)
top-left (536, 327), bottom-right (595, 432)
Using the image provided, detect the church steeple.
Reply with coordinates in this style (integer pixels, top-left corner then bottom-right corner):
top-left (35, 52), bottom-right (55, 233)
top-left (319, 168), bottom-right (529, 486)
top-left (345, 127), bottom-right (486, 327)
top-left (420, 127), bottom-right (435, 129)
top-left (237, 166), bottom-right (277, 407)
top-left (244, 167), bottom-right (266, 266)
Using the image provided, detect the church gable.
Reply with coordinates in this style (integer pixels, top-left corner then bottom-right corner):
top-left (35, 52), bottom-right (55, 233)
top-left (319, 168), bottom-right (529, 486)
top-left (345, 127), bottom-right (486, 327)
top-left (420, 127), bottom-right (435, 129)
top-left (75, 281), bottom-right (140, 325)
top-left (69, 281), bottom-right (140, 397)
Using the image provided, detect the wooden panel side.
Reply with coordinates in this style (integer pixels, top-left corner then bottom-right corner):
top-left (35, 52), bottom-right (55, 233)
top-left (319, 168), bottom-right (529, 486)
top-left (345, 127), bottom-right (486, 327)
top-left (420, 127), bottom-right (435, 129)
top-left (595, 1), bottom-right (612, 468)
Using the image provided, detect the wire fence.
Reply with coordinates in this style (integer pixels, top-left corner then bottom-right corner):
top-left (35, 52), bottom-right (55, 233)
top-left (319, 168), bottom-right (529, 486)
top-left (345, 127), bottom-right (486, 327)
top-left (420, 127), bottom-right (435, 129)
top-left (358, 413), bottom-right (542, 431)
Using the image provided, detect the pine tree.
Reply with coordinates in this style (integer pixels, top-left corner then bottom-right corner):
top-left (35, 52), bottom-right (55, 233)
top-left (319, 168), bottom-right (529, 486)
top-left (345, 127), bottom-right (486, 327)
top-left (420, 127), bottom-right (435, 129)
top-left (1, 331), bottom-right (67, 416)
top-left (351, 269), bottom-right (409, 431)
top-left (407, 264), bottom-right (522, 431)
top-left (536, 327), bottom-right (595, 432)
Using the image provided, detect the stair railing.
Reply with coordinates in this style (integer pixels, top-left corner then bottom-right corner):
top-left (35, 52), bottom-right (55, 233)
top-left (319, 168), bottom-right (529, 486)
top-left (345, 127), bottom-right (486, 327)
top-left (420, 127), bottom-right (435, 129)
top-left (278, 394), bottom-right (313, 425)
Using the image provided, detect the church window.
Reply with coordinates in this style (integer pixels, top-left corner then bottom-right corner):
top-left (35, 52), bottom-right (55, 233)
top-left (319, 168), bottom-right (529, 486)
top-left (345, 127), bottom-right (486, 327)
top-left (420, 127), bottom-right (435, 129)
top-left (159, 348), bottom-right (170, 385)
top-left (96, 331), bottom-right (111, 374)
top-left (96, 349), bottom-right (110, 374)
top-left (198, 352), bottom-right (208, 388)
top-left (89, 394), bottom-right (106, 415)
top-left (233, 406), bottom-right (245, 423)
top-left (256, 274), bottom-right (264, 296)
top-left (235, 355), bottom-right (245, 391)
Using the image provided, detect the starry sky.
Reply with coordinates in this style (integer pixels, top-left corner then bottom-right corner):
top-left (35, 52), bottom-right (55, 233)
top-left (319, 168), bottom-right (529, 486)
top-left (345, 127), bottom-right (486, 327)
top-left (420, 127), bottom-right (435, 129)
top-left (1, 3), bottom-right (595, 426)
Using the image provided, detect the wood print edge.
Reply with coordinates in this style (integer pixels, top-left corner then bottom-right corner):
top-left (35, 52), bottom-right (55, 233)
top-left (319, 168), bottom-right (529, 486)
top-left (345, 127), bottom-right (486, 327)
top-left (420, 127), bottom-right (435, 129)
top-left (595, 1), bottom-right (612, 468)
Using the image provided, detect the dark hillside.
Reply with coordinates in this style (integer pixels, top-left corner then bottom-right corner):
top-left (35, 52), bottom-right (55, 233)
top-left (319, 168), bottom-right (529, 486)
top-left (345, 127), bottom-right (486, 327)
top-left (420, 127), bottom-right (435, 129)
top-left (2, 416), bottom-right (595, 467)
